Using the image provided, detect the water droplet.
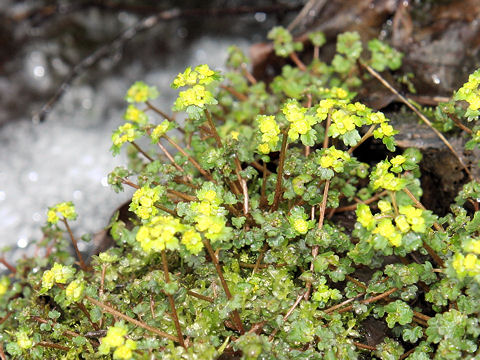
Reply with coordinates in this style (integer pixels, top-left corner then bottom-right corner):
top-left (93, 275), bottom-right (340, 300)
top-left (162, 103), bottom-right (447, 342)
top-left (432, 74), bottom-right (441, 84)
top-left (73, 190), bottom-right (83, 200)
top-left (28, 171), bottom-right (38, 182)
top-left (82, 98), bottom-right (92, 109)
top-left (254, 12), bottom-right (266, 22)
top-left (17, 237), bottom-right (28, 248)
top-left (32, 212), bottom-right (41, 222)
top-left (33, 66), bottom-right (45, 78)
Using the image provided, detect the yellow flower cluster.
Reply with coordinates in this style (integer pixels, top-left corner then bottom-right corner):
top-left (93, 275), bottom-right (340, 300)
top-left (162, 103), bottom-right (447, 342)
top-left (41, 263), bottom-right (75, 292)
top-left (293, 219), bottom-right (309, 234)
top-left (124, 104), bottom-right (148, 125)
top-left (452, 238), bottom-right (480, 279)
top-left (16, 330), bottom-right (33, 350)
top-left (65, 278), bottom-right (85, 304)
top-left (172, 64), bottom-right (216, 88)
top-left (357, 201), bottom-right (427, 247)
top-left (282, 100), bottom-right (318, 141)
top-left (125, 81), bottom-right (158, 103)
top-left (172, 65), bottom-right (219, 111)
top-left (257, 115), bottom-right (280, 154)
top-left (174, 84), bottom-right (217, 110)
top-left (112, 123), bottom-right (140, 147)
top-left (99, 323), bottom-right (137, 360)
top-left (47, 201), bottom-right (77, 224)
top-left (371, 160), bottom-right (406, 191)
top-left (454, 68), bottom-right (480, 111)
top-left (136, 216), bottom-right (184, 253)
top-left (150, 120), bottom-right (171, 142)
top-left (129, 186), bottom-right (163, 220)
top-left (181, 229), bottom-right (203, 255)
top-left (191, 184), bottom-right (228, 243)
top-left (452, 253), bottom-right (480, 279)
top-left (318, 146), bottom-right (350, 173)
top-left (330, 109), bottom-right (355, 135)
top-left (318, 87), bottom-right (349, 99)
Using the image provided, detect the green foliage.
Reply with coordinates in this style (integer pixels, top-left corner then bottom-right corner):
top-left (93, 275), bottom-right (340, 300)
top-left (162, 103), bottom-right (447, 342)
top-left (2, 25), bottom-right (480, 360)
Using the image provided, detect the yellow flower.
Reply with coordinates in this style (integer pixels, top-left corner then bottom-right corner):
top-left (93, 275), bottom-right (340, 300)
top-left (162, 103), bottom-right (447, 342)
top-left (16, 330), bottom-right (33, 349)
top-left (395, 215), bottom-right (410, 233)
top-left (390, 155), bottom-right (406, 166)
top-left (231, 131), bottom-right (239, 140)
top-left (464, 253), bottom-right (478, 270)
top-left (66, 279), bottom-right (85, 303)
top-left (203, 190), bottom-right (217, 203)
top-left (0, 276), bottom-right (9, 296)
top-left (113, 339), bottom-right (137, 360)
top-left (150, 120), bottom-right (170, 142)
top-left (181, 229), bottom-right (203, 255)
top-left (47, 202), bottom-right (77, 224)
top-left (103, 325), bottom-right (127, 348)
top-left (124, 105), bottom-right (148, 124)
top-left (374, 219), bottom-right (397, 239)
top-left (293, 219), bottom-right (309, 234)
top-left (357, 204), bottom-right (374, 229)
top-left (258, 143), bottom-right (271, 154)
top-left (378, 200), bottom-right (392, 213)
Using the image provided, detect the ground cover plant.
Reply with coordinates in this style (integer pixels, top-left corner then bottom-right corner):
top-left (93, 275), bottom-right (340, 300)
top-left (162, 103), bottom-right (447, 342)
top-left (2, 25), bottom-right (480, 359)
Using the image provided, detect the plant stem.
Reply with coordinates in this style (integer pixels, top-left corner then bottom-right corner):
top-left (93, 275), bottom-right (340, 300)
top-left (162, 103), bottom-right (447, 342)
top-left (146, 101), bottom-right (174, 122)
top-left (347, 124), bottom-right (376, 154)
top-left (332, 190), bottom-right (388, 214)
top-left (77, 302), bottom-right (99, 330)
top-left (389, 191), bottom-right (399, 216)
top-left (164, 135), bottom-right (214, 182)
top-left (268, 291), bottom-right (305, 341)
top-left (0, 257), bottom-right (16, 273)
top-left (167, 189), bottom-right (197, 202)
top-left (272, 130), bottom-right (289, 211)
top-left (234, 156), bottom-right (249, 215)
top-left (253, 243), bottom-right (269, 274)
top-left (361, 61), bottom-right (474, 181)
top-left (402, 187), bottom-right (445, 268)
top-left (161, 250), bottom-right (186, 349)
top-left (62, 218), bottom-right (89, 272)
top-left (241, 63), bottom-right (257, 84)
top-left (202, 239), bottom-right (245, 334)
top-left (155, 138), bottom-right (185, 173)
top-left (313, 45), bottom-right (319, 61)
top-left (336, 287), bottom-right (399, 314)
top-left (187, 290), bottom-right (214, 303)
top-left (85, 295), bottom-right (178, 342)
top-left (353, 342), bottom-right (377, 351)
top-left (131, 141), bottom-right (154, 162)
top-left (289, 52), bottom-right (307, 71)
top-left (36, 341), bottom-right (70, 351)
top-left (204, 109), bottom-right (222, 148)
top-left (220, 84), bottom-right (248, 101)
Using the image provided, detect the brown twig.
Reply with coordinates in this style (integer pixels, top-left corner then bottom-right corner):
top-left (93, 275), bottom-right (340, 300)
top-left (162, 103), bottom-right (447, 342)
top-left (268, 292), bottom-right (306, 341)
top-left (161, 250), bottom-right (186, 348)
top-left (131, 141), bottom-right (154, 162)
top-left (0, 257), bottom-right (16, 273)
top-left (62, 218), bottom-right (89, 272)
top-left (271, 130), bottom-right (289, 211)
top-left (347, 124), bottom-right (376, 155)
top-left (146, 101), bottom-right (174, 122)
top-left (155, 139), bottom-right (185, 173)
top-left (289, 52), bottom-right (307, 71)
top-left (187, 290), bottom-right (214, 303)
top-left (353, 342), bottom-right (377, 351)
top-left (361, 61), bottom-right (473, 181)
top-left (234, 156), bottom-right (249, 215)
top-left (336, 287), bottom-right (399, 314)
top-left (204, 109), bottom-right (222, 148)
top-left (203, 239), bottom-right (244, 334)
top-left (85, 295), bottom-right (178, 342)
top-left (36, 341), bottom-right (70, 351)
top-left (220, 85), bottom-right (248, 101)
top-left (164, 135), bottom-right (214, 182)
top-left (332, 190), bottom-right (388, 215)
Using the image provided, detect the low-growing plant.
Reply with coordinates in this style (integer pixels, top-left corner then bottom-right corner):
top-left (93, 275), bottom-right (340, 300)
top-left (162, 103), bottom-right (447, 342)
top-left (2, 26), bottom-right (480, 359)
